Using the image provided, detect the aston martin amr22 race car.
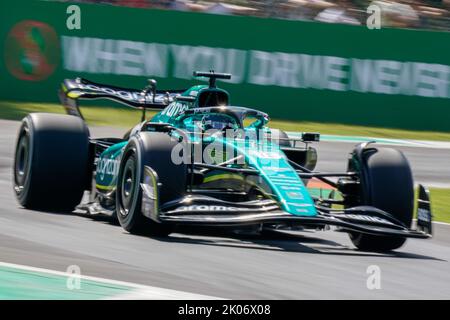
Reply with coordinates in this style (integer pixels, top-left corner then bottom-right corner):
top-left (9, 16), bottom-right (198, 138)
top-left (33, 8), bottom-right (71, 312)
top-left (13, 71), bottom-right (433, 252)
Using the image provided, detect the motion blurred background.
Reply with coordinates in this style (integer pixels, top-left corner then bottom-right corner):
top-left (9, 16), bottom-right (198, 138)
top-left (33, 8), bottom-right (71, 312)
top-left (0, 0), bottom-right (449, 135)
top-left (60, 0), bottom-right (449, 30)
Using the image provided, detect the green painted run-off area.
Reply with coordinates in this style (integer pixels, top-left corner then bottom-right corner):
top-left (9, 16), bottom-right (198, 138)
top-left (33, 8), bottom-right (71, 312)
top-left (0, 265), bottom-right (131, 300)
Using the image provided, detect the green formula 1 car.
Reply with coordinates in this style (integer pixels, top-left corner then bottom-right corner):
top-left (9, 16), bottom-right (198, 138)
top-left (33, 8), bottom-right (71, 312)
top-left (13, 71), bottom-right (432, 252)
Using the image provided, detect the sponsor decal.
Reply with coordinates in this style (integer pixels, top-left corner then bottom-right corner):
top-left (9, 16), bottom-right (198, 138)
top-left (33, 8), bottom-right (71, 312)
top-left (248, 150), bottom-right (282, 160)
top-left (60, 35), bottom-right (450, 99)
top-left (286, 192), bottom-right (304, 200)
top-left (265, 167), bottom-right (292, 173)
top-left (174, 205), bottom-right (242, 212)
top-left (5, 20), bottom-right (60, 81)
top-left (5, 27), bottom-right (449, 100)
top-left (334, 214), bottom-right (393, 225)
top-left (280, 186), bottom-right (302, 191)
top-left (67, 82), bottom-right (173, 104)
top-left (293, 208), bottom-right (310, 213)
top-left (96, 156), bottom-right (120, 181)
top-left (417, 208), bottom-right (431, 222)
top-left (161, 101), bottom-right (189, 117)
top-left (288, 203), bottom-right (312, 207)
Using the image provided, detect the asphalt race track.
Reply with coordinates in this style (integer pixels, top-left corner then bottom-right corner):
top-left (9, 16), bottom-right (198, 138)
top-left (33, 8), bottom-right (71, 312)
top-left (1, 119), bottom-right (450, 299)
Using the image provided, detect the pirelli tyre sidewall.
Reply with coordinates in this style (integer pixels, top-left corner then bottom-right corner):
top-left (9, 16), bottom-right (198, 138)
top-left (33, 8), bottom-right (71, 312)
top-left (116, 132), bottom-right (186, 235)
top-left (349, 147), bottom-right (414, 252)
top-left (13, 113), bottom-right (90, 211)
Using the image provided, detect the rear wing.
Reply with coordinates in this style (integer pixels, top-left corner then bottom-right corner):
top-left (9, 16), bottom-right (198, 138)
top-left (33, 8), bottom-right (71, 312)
top-left (58, 78), bottom-right (185, 119)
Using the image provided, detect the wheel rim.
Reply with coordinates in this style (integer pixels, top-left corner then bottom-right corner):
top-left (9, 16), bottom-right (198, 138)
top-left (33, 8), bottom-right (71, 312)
top-left (14, 131), bottom-right (30, 190)
top-left (119, 156), bottom-right (136, 217)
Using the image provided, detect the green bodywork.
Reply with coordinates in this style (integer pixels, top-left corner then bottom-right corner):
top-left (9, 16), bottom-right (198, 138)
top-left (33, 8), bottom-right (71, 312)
top-left (216, 137), bottom-right (316, 216)
top-left (95, 142), bottom-right (126, 192)
top-left (95, 84), bottom-right (316, 216)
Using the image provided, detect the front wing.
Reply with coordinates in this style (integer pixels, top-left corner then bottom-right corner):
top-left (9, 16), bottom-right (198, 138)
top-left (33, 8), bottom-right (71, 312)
top-left (158, 201), bottom-right (430, 239)
top-left (140, 165), bottom-right (432, 239)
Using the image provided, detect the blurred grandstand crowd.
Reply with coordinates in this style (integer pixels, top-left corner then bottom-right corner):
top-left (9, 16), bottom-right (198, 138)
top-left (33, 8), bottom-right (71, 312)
top-left (58, 0), bottom-right (449, 31)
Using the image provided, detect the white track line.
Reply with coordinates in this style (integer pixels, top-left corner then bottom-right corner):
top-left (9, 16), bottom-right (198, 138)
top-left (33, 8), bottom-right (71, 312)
top-left (287, 132), bottom-right (450, 150)
top-left (432, 221), bottom-right (450, 226)
top-left (412, 220), bottom-right (450, 227)
top-left (0, 261), bottom-right (222, 300)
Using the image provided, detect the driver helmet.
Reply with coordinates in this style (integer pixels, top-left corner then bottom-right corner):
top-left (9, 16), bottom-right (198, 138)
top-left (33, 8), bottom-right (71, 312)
top-left (201, 114), bottom-right (236, 132)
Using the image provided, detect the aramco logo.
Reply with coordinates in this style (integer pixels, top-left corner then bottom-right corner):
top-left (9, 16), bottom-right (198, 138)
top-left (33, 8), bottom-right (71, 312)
top-left (5, 20), bottom-right (60, 81)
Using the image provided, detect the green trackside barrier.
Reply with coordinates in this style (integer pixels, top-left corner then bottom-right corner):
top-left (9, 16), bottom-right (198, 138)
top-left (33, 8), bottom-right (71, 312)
top-left (0, 0), bottom-right (449, 131)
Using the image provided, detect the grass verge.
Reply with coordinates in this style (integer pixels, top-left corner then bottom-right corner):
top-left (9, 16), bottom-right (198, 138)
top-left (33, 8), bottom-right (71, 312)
top-left (430, 188), bottom-right (450, 224)
top-left (310, 186), bottom-right (449, 224)
top-left (1, 100), bottom-right (450, 141)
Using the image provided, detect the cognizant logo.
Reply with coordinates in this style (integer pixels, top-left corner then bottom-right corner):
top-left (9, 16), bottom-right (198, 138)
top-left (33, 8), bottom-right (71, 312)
top-left (97, 157), bottom-right (120, 181)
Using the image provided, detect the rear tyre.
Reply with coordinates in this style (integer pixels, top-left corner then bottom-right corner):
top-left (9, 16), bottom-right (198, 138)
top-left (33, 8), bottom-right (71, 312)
top-left (13, 113), bottom-right (90, 211)
top-left (349, 147), bottom-right (414, 252)
top-left (116, 132), bottom-right (187, 236)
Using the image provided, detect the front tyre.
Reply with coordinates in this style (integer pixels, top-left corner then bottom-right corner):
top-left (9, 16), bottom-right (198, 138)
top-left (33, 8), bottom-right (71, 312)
top-left (348, 147), bottom-right (414, 252)
top-left (116, 132), bottom-right (186, 236)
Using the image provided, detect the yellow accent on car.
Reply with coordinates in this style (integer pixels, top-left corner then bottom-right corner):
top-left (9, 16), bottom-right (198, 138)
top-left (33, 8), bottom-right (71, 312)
top-left (146, 167), bottom-right (159, 215)
top-left (95, 184), bottom-right (114, 190)
top-left (67, 91), bottom-right (81, 99)
top-left (203, 173), bottom-right (244, 184)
